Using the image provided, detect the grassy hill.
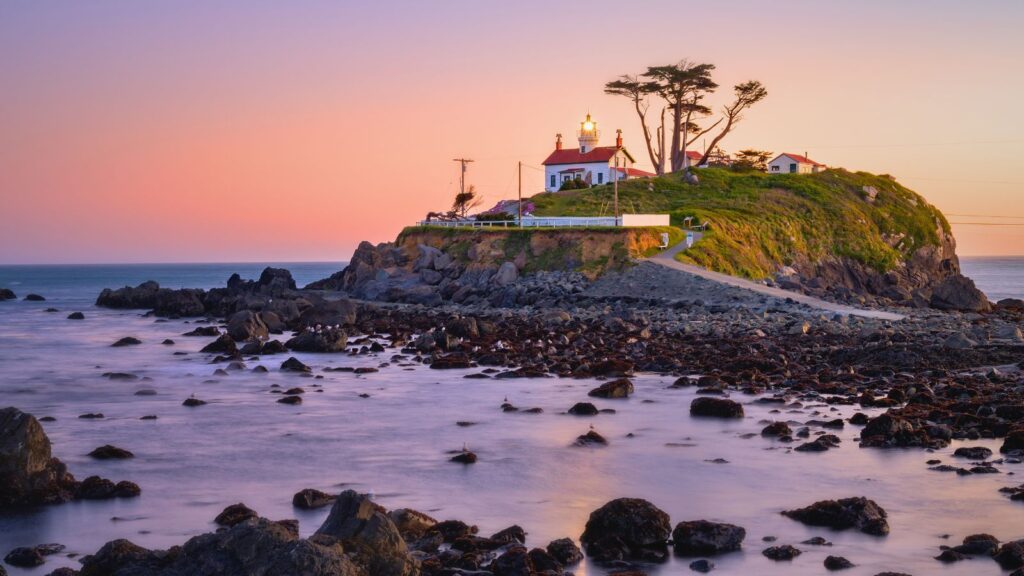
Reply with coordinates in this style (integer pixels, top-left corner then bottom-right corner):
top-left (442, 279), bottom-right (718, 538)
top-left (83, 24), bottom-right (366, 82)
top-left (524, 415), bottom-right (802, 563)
top-left (529, 168), bottom-right (951, 280)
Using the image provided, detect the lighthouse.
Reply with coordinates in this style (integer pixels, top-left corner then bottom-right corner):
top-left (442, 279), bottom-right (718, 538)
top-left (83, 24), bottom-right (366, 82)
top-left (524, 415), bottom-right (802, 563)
top-left (577, 113), bottom-right (600, 154)
top-left (541, 113), bottom-right (654, 192)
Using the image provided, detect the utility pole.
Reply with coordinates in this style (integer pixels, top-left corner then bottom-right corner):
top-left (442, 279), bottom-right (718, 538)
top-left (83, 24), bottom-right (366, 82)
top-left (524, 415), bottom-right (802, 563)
top-left (452, 158), bottom-right (474, 196)
top-left (613, 154), bottom-right (620, 226)
top-left (517, 161), bottom-right (522, 227)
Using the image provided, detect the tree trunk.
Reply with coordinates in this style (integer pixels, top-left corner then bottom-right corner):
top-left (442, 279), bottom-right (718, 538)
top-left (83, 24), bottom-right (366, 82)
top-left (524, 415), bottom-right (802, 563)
top-left (633, 98), bottom-right (660, 175)
top-left (696, 115), bottom-right (735, 167)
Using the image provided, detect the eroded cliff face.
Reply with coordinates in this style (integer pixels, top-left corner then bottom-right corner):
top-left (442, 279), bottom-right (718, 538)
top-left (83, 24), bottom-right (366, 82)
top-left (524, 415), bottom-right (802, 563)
top-left (786, 219), bottom-right (989, 311)
top-left (306, 227), bottom-right (674, 307)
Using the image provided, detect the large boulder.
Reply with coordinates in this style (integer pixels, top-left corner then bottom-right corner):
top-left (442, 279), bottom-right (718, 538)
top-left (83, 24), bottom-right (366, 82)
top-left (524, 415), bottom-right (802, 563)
top-left (671, 520), bottom-right (746, 556)
top-left (782, 497), bottom-right (889, 536)
top-left (315, 490), bottom-right (418, 576)
top-left (96, 281), bottom-right (161, 309)
top-left (227, 310), bottom-right (269, 342)
top-left (690, 397), bottom-right (744, 418)
top-left (929, 275), bottom-right (991, 312)
top-left (0, 288), bottom-right (16, 300)
top-left (588, 378), bottom-right (634, 399)
top-left (0, 407), bottom-right (78, 507)
top-left (286, 329), bottom-right (348, 353)
top-left (580, 497), bottom-right (671, 562)
top-left (493, 262), bottom-right (519, 287)
top-left (297, 299), bottom-right (358, 330)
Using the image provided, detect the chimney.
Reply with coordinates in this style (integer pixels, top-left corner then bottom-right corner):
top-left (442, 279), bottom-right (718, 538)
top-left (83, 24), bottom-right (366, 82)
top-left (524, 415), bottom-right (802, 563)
top-left (555, 133), bottom-right (563, 151)
top-left (615, 129), bottom-right (623, 149)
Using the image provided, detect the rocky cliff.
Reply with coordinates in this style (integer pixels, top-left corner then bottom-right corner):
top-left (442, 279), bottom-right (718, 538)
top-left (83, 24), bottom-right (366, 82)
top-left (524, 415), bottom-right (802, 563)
top-left (306, 226), bottom-right (681, 307)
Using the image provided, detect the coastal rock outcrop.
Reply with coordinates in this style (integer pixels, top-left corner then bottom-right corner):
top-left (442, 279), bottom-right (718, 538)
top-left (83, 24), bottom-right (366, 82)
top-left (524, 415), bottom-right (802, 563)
top-left (672, 520), bottom-right (746, 556)
top-left (315, 490), bottom-right (418, 576)
top-left (690, 397), bottom-right (744, 418)
top-left (0, 288), bottom-right (15, 300)
top-left (782, 497), bottom-right (889, 536)
top-left (580, 497), bottom-right (671, 562)
top-left (0, 407), bottom-right (78, 506)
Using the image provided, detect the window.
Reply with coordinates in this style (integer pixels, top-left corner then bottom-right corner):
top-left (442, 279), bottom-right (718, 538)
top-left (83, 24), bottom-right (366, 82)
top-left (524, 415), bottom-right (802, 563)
top-left (789, 163), bottom-right (797, 173)
top-left (770, 165), bottom-right (779, 172)
top-left (597, 172), bottom-right (603, 184)
top-left (562, 174), bottom-right (572, 182)
top-left (550, 175), bottom-right (556, 188)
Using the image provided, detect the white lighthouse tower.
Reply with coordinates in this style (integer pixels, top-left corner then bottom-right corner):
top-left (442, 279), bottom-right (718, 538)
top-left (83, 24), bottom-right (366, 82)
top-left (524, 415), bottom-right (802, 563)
top-left (577, 113), bottom-right (600, 153)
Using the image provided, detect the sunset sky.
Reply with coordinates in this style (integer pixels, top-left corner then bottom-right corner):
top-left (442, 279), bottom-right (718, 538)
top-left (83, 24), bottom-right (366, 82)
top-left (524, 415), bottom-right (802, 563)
top-left (2, 0), bottom-right (1023, 264)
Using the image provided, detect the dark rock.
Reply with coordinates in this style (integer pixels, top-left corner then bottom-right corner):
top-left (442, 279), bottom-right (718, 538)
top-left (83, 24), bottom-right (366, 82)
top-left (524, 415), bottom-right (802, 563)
top-left (183, 326), bottom-right (220, 337)
top-left (277, 395), bottom-right (302, 405)
top-left (1001, 429), bottom-right (1024, 453)
top-left (689, 397), bottom-right (743, 418)
top-left (280, 357), bottom-right (311, 373)
top-left (953, 533), bottom-right (999, 555)
top-left (88, 445), bottom-right (134, 460)
top-left (795, 434), bottom-right (841, 452)
top-left (0, 288), bottom-right (15, 300)
top-left (574, 430), bottom-right (608, 446)
top-left (996, 539), bottom-right (1024, 569)
top-left (568, 402), bottom-right (600, 416)
top-left (430, 353), bottom-right (473, 369)
top-left (388, 508), bottom-right (437, 541)
top-left (215, 503), bottom-right (258, 527)
top-left (427, 519), bottom-right (477, 543)
top-left (580, 497), bottom-right (671, 562)
top-left (293, 488), bottom-right (336, 510)
top-left (761, 422), bottom-right (792, 437)
top-left (24, 294), bottom-right (45, 301)
top-left (111, 337), bottom-right (142, 347)
top-left (182, 397), bottom-right (206, 407)
top-left (782, 497), bottom-right (889, 536)
top-left (824, 555), bottom-right (854, 570)
top-left (0, 407), bottom-right (78, 507)
top-left (67, 312), bottom-right (85, 320)
top-left (546, 538), bottom-right (583, 565)
top-left (953, 446), bottom-right (993, 460)
top-left (75, 476), bottom-right (140, 500)
top-left (491, 525), bottom-right (526, 545)
top-left (315, 490), bottom-right (417, 576)
top-left (588, 378), bottom-right (634, 399)
top-left (450, 451), bottom-right (477, 464)
top-left (4, 546), bottom-right (45, 567)
top-left (286, 329), bottom-right (348, 353)
top-left (930, 275), bottom-right (991, 312)
top-left (527, 547), bottom-right (560, 572)
top-left (672, 520), bottom-right (745, 556)
top-left (935, 549), bottom-right (967, 562)
top-left (689, 559), bottom-right (714, 572)
top-left (226, 310), bottom-right (269, 342)
top-left (762, 544), bottom-right (801, 560)
top-left (491, 546), bottom-right (533, 576)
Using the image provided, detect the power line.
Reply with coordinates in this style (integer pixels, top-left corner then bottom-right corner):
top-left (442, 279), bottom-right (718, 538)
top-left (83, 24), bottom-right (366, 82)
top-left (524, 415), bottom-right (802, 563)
top-left (948, 222), bottom-right (1024, 226)
top-left (946, 213), bottom-right (1024, 219)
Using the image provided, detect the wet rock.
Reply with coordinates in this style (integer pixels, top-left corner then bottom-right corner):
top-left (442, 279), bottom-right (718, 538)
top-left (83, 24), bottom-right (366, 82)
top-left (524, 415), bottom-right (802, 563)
top-left (1001, 429), bottom-right (1024, 453)
top-left (0, 407), bottom-right (78, 507)
top-left (286, 329), bottom-right (348, 353)
top-left (953, 533), bottom-right (999, 555)
top-left (763, 544), bottom-right (801, 560)
top-left (0, 288), bottom-right (15, 300)
top-left (527, 547), bottom-right (560, 572)
top-left (24, 294), bottom-right (46, 301)
top-left (671, 520), bottom-right (745, 556)
top-left (88, 445), bottom-right (134, 460)
top-left (568, 402), bottom-right (600, 416)
top-left (296, 299), bottom-right (357, 330)
top-left (996, 539), bottom-right (1024, 569)
top-left (782, 497), bottom-right (889, 536)
top-left (953, 446), bottom-right (993, 460)
top-left (4, 546), bottom-right (45, 567)
top-left (293, 488), bottom-right (336, 510)
top-left (111, 337), bottom-right (142, 347)
top-left (761, 422), bottom-right (792, 437)
top-left (226, 310), bottom-right (268, 342)
top-left (491, 525), bottom-right (526, 545)
top-left (689, 559), bottom-right (714, 572)
top-left (75, 476), bottom-right (140, 500)
top-left (580, 497), bottom-right (671, 562)
top-left (588, 378), bottom-right (634, 399)
top-left (277, 395), bottom-right (302, 405)
top-left (200, 334), bottom-right (238, 355)
top-left (574, 430), bottom-right (608, 446)
top-left (182, 397), bottom-right (206, 407)
top-left (935, 549), bottom-right (967, 562)
top-left (315, 490), bottom-right (417, 576)
top-left (427, 519), bottom-right (477, 543)
top-left (280, 357), bottom-right (311, 373)
top-left (389, 508), bottom-right (437, 541)
top-left (689, 397), bottom-right (743, 418)
top-left (824, 555), bottom-right (854, 570)
top-left (183, 326), bottom-right (220, 337)
top-left (794, 434), bottom-right (841, 452)
top-left (450, 451), bottom-right (477, 464)
top-left (546, 538), bottom-right (583, 565)
top-left (215, 503), bottom-right (258, 527)
top-left (930, 275), bottom-right (991, 312)
top-left (67, 312), bottom-right (85, 320)
top-left (430, 353), bottom-right (473, 369)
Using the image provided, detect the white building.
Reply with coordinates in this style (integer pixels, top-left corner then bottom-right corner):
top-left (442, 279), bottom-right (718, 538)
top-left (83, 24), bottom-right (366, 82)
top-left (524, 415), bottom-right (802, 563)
top-left (768, 153), bottom-right (826, 174)
top-left (542, 114), bottom-right (655, 192)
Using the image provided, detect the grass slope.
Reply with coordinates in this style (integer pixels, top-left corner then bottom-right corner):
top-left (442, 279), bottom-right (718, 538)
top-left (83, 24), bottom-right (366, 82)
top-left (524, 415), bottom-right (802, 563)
top-left (529, 168), bottom-right (950, 279)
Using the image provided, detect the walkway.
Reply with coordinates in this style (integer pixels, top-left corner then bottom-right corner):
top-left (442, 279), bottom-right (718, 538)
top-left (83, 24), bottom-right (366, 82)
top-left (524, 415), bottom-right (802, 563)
top-left (647, 241), bottom-right (905, 321)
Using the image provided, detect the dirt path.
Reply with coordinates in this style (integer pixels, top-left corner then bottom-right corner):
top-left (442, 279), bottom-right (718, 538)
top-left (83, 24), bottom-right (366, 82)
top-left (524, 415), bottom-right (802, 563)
top-left (647, 242), bottom-right (905, 321)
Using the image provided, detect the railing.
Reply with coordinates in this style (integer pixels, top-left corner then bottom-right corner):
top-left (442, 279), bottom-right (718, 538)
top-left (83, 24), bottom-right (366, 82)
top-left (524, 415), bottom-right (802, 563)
top-left (417, 216), bottom-right (622, 228)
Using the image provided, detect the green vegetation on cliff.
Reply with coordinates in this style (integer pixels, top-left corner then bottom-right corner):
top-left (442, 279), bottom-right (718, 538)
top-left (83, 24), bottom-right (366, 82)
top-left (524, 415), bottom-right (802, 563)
top-left (528, 168), bottom-right (950, 279)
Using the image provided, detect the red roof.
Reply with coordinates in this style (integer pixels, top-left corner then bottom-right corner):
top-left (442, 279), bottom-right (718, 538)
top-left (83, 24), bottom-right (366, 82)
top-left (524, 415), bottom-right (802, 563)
top-left (615, 167), bottom-right (656, 178)
top-left (685, 150), bottom-right (703, 161)
top-left (775, 153), bottom-right (825, 167)
top-left (542, 146), bottom-right (635, 166)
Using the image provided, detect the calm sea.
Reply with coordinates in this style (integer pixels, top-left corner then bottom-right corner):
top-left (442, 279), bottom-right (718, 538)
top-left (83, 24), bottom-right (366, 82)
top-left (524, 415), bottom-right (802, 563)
top-left (960, 256), bottom-right (1024, 302)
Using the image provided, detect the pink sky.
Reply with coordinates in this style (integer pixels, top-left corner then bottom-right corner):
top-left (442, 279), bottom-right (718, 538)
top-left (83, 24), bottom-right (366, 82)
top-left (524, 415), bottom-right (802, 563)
top-left (1, 1), bottom-right (1023, 264)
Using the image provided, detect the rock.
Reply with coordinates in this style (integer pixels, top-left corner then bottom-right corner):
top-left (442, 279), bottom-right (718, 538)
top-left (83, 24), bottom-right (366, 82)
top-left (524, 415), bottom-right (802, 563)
top-left (953, 533), bottom-right (999, 555)
top-left (580, 497), bottom-right (671, 562)
top-left (200, 334), bottom-right (238, 354)
top-left (388, 508), bottom-right (437, 541)
top-left (953, 446), bottom-right (993, 460)
top-left (215, 503), bottom-right (258, 527)
top-left (493, 262), bottom-right (519, 287)
top-left (943, 332), bottom-right (977, 349)
top-left (182, 397), bottom-right (206, 407)
top-left (277, 395), bottom-right (302, 405)
top-left (1001, 429), bottom-right (1024, 453)
top-left (88, 445), bottom-right (134, 460)
top-left (281, 357), bottom-right (312, 373)
top-left (782, 497), bottom-right (889, 536)
top-left (4, 546), bottom-right (45, 567)
top-left (491, 525), bottom-right (526, 545)
top-left (588, 378), bottom-right (634, 399)
top-left (286, 329), bottom-right (348, 353)
top-left (75, 476), bottom-right (140, 499)
top-left (671, 520), bottom-right (745, 556)
top-left (492, 546), bottom-right (532, 576)
top-left (315, 490), bottom-right (417, 576)
top-left (450, 451), bottom-right (477, 464)
top-left (293, 489), bottom-right (336, 510)
top-left (111, 337), bottom-right (142, 347)
top-left (67, 312), bottom-right (85, 320)
top-left (0, 407), bottom-right (78, 507)
top-left (568, 402), bottom-right (599, 416)
top-left (762, 544), bottom-right (801, 560)
top-left (795, 434), bottom-right (841, 452)
top-left (546, 538), bottom-right (583, 565)
top-left (430, 353), bottom-right (473, 369)
top-left (689, 559), bottom-right (714, 572)
top-left (761, 422), bottom-right (792, 437)
top-left (996, 540), bottom-right (1024, 570)
top-left (184, 326), bottom-right (220, 337)
top-left (78, 539), bottom-right (165, 576)
top-left (935, 549), bottom-right (967, 562)
top-left (574, 430), bottom-right (608, 446)
top-left (824, 555), bottom-right (854, 570)
top-left (689, 397), bottom-right (744, 418)
top-left (227, 310), bottom-right (268, 342)
top-left (527, 547), bottom-right (560, 572)
top-left (0, 288), bottom-right (15, 300)
top-left (930, 275), bottom-right (991, 312)
top-left (297, 299), bottom-right (358, 330)
top-left (24, 294), bottom-right (45, 301)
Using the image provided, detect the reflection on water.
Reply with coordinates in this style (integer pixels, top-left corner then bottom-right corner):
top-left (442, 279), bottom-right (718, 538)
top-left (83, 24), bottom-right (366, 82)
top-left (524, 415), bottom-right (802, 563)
top-left (0, 299), bottom-right (1021, 575)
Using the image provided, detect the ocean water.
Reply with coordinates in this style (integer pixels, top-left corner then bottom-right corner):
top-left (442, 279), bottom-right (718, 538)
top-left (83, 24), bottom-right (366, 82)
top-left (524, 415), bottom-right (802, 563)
top-left (0, 260), bottom-right (1021, 575)
top-left (961, 256), bottom-right (1024, 302)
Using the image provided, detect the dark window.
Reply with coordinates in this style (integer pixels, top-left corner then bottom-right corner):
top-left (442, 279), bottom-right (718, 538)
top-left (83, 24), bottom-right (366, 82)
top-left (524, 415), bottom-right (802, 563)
top-left (550, 175), bottom-right (556, 188)
top-left (771, 165), bottom-right (779, 172)
top-left (598, 172), bottom-right (603, 184)
top-left (789, 163), bottom-right (797, 173)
